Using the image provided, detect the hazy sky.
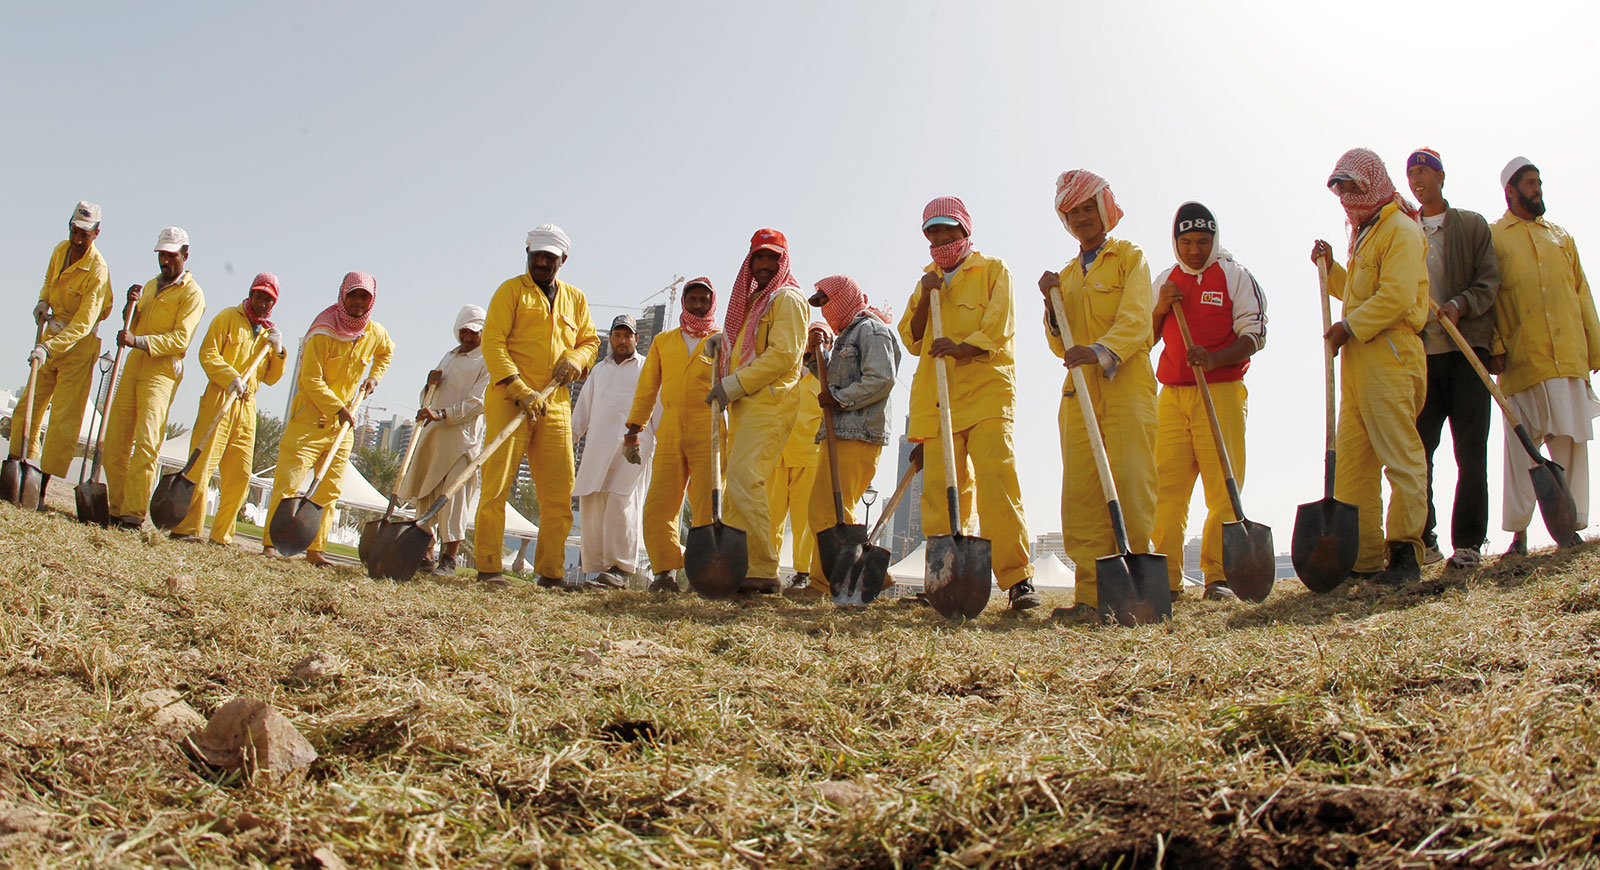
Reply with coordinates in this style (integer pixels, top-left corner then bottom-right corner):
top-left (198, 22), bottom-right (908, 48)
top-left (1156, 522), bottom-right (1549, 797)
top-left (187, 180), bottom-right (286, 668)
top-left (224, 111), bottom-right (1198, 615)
top-left (5, 0), bottom-right (1597, 553)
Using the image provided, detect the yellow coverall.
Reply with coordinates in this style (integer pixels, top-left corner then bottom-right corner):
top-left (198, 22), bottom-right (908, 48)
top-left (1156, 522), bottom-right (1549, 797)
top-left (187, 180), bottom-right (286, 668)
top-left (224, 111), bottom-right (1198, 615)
top-left (172, 306), bottom-right (287, 543)
top-left (1050, 238), bottom-right (1160, 606)
top-left (723, 286), bottom-right (809, 580)
top-left (628, 328), bottom-right (719, 573)
top-left (770, 370), bottom-right (823, 574)
top-left (17, 241), bottom-right (112, 478)
top-left (475, 276), bottom-right (599, 578)
top-left (899, 251), bottom-right (1033, 590)
top-left (1151, 381), bottom-right (1247, 589)
top-left (261, 325), bottom-right (393, 554)
top-left (806, 439), bottom-right (883, 596)
top-left (104, 273), bottom-right (206, 520)
top-left (1327, 201), bottom-right (1430, 571)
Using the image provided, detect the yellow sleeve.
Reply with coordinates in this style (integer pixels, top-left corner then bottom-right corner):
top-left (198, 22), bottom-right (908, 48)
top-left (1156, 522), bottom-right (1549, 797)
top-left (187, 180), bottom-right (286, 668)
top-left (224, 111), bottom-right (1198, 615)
top-left (143, 284), bottom-right (206, 358)
top-left (42, 271), bottom-right (106, 356)
top-left (734, 289), bottom-right (807, 394)
top-left (957, 260), bottom-right (1014, 359)
top-left (1571, 242), bottom-right (1600, 370)
top-left (898, 283), bottom-right (925, 356)
top-left (563, 291), bottom-right (601, 373)
top-left (628, 341), bottom-right (665, 428)
top-left (1344, 222), bottom-right (1426, 342)
top-left (259, 342), bottom-right (287, 387)
top-left (482, 280), bottom-right (521, 385)
top-left (1096, 248), bottom-right (1154, 361)
top-left (38, 246), bottom-right (59, 303)
top-left (368, 324), bottom-right (394, 383)
top-left (197, 313), bottom-right (238, 387)
top-left (298, 334), bottom-right (348, 417)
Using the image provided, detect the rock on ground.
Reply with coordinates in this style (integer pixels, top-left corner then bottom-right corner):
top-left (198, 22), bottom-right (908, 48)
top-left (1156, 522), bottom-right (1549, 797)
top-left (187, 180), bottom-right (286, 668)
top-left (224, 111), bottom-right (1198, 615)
top-left (189, 697), bottom-right (317, 782)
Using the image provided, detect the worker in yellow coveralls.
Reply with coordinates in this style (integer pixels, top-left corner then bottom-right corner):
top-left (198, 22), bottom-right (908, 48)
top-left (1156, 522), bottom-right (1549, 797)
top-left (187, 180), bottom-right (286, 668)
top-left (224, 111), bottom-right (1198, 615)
top-left (16, 201), bottom-right (112, 505)
top-left (261, 271), bottom-right (392, 564)
top-left (625, 278), bottom-right (720, 593)
top-left (704, 228), bottom-right (808, 594)
top-left (769, 354), bottom-right (824, 587)
top-left (170, 272), bottom-right (287, 545)
top-left (1311, 147), bottom-right (1430, 585)
top-left (475, 225), bottom-right (600, 588)
top-left (901, 196), bottom-right (1038, 611)
top-left (104, 227), bottom-right (206, 529)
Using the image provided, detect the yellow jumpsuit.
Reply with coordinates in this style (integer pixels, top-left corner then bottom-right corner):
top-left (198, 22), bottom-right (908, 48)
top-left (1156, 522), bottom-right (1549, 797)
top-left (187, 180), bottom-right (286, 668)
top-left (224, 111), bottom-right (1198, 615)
top-left (769, 370), bottom-right (823, 574)
top-left (104, 273), bottom-right (206, 520)
top-left (1050, 238), bottom-right (1160, 606)
top-left (899, 251), bottom-right (1033, 591)
top-left (1327, 201), bottom-right (1430, 571)
top-left (628, 328), bottom-right (718, 574)
top-left (724, 286), bottom-right (809, 580)
top-left (475, 276), bottom-right (599, 578)
top-left (262, 325), bottom-right (393, 554)
top-left (18, 241), bottom-right (112, 478)
top-left (1152, 381), bottom-right (1247, 590)
top-left (172, 306), bottom-right (287, 543)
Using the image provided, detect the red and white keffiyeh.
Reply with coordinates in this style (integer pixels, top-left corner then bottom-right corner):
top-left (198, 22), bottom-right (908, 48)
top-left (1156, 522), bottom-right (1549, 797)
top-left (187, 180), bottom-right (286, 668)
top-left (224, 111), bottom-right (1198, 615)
top-left (1054, 170), bottom-right (1123, 240)
top-left (1328, 148), bottom-right (1418, 253)
top-left (922, 196), bottom-right (974, 271)
top-left (721, 231), bottom-right (799, 376)
top-left (241, 271), bottom-right (278, 329)
top-left (815, 274), bottom-right (892, 334)
top-left (305, 271), bottom-right (376, 342)
top-left (679, 277), bottom-right (719, 338)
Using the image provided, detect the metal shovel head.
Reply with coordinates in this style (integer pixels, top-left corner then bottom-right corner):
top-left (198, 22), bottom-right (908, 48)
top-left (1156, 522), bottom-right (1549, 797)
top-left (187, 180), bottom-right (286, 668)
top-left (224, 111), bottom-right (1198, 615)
top-left (684, 521), bottom-right (747, 600)
top-left (1291, 498), bottom-right (1360, 593)
top-left (1530, 460), bottom-right (1580, 546)
top-left (368, 522), bottom-right (434, 582)
top-left (1096, 552), bottom-right (1172, 627)
top-left (833, 542), bottom-right (891, 607)
top-left (925, 533), bottom-right (992, 619)
top-left (148, 471), bottom-right (196, 531)
top-left (75, 481), bottom-right (111, 527)
top-left (0, 457), bottom-right (18, 504)
top-left (268, 496), bottom-right (325, 558)
top-left (10, 460), bottom-right (45, 511)
top-left (357, 517), bottom-right (399, 566)
top-left (816, 521), bottom-right (868, 596)
top-left (1221, 518), bottom-right (1276, 603)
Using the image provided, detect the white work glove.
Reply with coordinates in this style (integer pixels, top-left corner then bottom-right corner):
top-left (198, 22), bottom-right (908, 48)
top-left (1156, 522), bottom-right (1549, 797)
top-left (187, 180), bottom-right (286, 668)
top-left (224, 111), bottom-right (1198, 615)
top-left (225, 378), bottom-right (247, 400)
top-left (703, 333), bottom-right (723, 358)
top-left (27, 344), bottom-right (48, 365)
top-left (622, 442), bottom-right (642, 465)
top-left (704, 374), bottom-right (745, 409)
top-left (32, 300), bottom-right (50, 325)
top-left (266, 326), bottom-right (284, 354)
top-left (551, 356), bottom-right (582, 386)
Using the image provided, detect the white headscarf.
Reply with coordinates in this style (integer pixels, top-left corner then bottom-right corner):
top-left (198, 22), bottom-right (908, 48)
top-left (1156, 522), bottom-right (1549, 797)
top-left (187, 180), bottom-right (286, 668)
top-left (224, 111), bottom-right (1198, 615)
top-left (454, 304), bottom-right (486, 336)
top-left (525, 224), bottom-right (571, 257)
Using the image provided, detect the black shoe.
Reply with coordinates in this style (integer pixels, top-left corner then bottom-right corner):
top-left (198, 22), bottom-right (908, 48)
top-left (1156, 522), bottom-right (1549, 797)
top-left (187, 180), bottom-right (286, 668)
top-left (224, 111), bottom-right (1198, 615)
top-left (1503, 531), bottom-right (1528, 557)
top-left (116, 516), bottom-right (144, 531)
top-left (788, 572), bottom-right (810, 590)
top-left (420, 554), bottom-right (436, 571)
top-left (1007, 580), bottom-right (1041, 611)
top-left (1203, 582), bottom-right (1238, 601)
top-left (433, 555), bottom-right (457, 575)
top-left (648, 572), bottom-right (680, 593)
top-left (1375, 542), bottom-right (1421, 586)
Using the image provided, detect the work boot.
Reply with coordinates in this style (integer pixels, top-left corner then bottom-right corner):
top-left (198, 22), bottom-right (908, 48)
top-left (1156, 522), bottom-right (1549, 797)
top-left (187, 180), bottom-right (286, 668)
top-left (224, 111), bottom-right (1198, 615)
top-left (433, 554), bottom-right (458, 575)
top-left (648, 571), bottom-right (680, 593)
top-left (788, 572), bottom-right (810, 590)
top-left (1374, 542), bottom-right (1421, 586)
top-left (1502, 531), bottom-right (1528, 558)
top-left (1007, 579), bottom-right (1041, 611)
top-left (1446, 547), bottom-right (1481, 570)
top-left (117, 516), bottom-right (144, 531)
top-left (420, 553), bottom-right (436, 571)
top-left (477, 572), bottom-right (509, 587)
top-left (588, 569), bottom-right (628, 589)
top-left (1420, 533), bottom-right (1443, 565)
top-left (1203, 582), bottom-right (1238, 601)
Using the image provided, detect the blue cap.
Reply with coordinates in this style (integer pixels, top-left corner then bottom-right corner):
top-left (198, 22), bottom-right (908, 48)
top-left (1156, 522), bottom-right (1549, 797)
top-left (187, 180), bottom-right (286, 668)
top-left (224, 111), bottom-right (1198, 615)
top-left (922, 216), bottom-right (962, 230)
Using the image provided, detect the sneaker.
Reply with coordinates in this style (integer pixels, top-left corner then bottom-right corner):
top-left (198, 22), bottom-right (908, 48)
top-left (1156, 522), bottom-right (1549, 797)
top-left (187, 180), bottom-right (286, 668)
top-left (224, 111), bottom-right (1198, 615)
top-left (432, 555), bottom-right (458, 576)
top-left (1203, 582), bottom-right (1238, 601)
top-left (1503, 531), bottom-right (1528, 558)
top-left (648, 572), bottom-right (680, 593)
top-left (1375, 542), bottom-right (1421, 586)
top-left (1446, 547), bottom-right (1481, 569)
top-left (588, 569), bottom-right (628, 589)
top-left (788, 572), bottom-right (810, 590)
top-left (477, 572), bottom-right (509, 587)
top-left (419, 554), bottom-right (436, 571)
top-left (1007, 580), bottom-right (1041, 611)
top-left (1421, 542), bottom-right (1444, 565)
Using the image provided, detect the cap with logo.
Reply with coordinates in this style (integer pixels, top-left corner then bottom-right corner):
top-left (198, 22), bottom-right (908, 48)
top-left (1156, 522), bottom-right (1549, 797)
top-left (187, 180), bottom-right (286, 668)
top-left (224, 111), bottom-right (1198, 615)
top-left (70, 201), bottom-right (101, 231)
top-left (610, 314), bottom-right (637, 334)
top-left (153, 226), bottom-right (190, 253)
top-left (749, 228), bottom-right (787, 254)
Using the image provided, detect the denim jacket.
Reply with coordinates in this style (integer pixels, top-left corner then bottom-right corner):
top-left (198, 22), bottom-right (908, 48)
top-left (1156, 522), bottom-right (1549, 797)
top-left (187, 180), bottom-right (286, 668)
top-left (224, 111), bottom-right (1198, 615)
top-left (816, 312), bottom-right (900, 445)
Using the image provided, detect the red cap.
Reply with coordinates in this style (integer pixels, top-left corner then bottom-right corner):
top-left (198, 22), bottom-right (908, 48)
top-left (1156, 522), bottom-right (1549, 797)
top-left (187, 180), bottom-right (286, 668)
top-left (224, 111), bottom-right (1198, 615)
top-left (249, 272), bottom-right (280, 300)
top-left (749, 228), bottom-right (787, 254)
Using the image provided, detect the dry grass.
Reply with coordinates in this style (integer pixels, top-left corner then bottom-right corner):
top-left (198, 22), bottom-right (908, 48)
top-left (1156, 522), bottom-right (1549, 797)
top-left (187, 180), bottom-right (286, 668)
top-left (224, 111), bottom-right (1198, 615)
top-left (3, 499), bottom-right (1600, 869)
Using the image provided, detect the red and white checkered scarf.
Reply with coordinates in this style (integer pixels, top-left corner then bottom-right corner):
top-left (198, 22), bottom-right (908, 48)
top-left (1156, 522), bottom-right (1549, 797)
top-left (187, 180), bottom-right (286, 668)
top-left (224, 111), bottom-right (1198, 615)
top-left (1329, 148), bottom-right (1418, 255)
top-left (923, 196), bottom-right (974, 271)
top-left (305, 271), bottom-right (376, 342)
top-left (815, 275), bottom-right (891, 334)
top-left (721, 249), bottom-right (799, 377)
top-left (680, 277), bottom-right (719, 338)
top-left (1054, 170), bottom-right (1124, 241)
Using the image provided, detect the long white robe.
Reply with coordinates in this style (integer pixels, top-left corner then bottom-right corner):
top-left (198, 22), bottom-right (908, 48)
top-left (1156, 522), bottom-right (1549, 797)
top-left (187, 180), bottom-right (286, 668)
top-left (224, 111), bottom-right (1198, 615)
top-left (573, 352), bottom-right (657, 571)
top-left (394, 346), bottom-right (489, 542)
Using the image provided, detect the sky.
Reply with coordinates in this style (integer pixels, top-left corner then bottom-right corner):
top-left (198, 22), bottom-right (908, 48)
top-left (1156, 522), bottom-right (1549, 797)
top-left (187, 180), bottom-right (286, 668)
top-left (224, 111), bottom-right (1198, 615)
top-left (4, 0), bottom-right (1598, 555)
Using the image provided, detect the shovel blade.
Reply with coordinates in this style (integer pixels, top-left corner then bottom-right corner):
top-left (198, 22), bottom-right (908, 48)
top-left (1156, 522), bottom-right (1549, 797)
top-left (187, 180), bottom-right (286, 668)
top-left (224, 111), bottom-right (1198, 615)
top-left (1530, 461), bottom-right (1580, 546)
top-left (1221, 518), bottom-right (1276, 602)
top-left (368, 523), bottom-right (434, 581)
top-left (0, 458), bottom-right (18, 504)
top-left (358, 518), bottom-right (386, 565)
top-left (685, 522), bottom-right (748, 600)
top-left (833, 543), bottom-right (891, 606)
top-left (13, 461), bottom-right (45, 511)
top-left (75, 482), bottom-right (111, 527)
top-left (1096, 552), bottom-right (1172, 627)
top-left (816, 522), bottom-right (869, 594)
top-left (1291, 498), bottom-right (1360, 593)
top-left (268, 496), bottom-right (324, 558)
top-left (148, 472), bottom-right (196, 531)
top-left (925, 533), bottom-right (992, 619)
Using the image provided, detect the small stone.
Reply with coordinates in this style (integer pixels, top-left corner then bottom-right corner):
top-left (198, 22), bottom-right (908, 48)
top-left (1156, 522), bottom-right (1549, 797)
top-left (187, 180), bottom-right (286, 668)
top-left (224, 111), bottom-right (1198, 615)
top-left (816, 780), bottom-right (875, 807)
top-left (189, 697), bottom-right (317, 782)
top-left (311, 846), bottom-right (347, 870)
top-left (137, 689), bottom-right (206, 734)
top-left (177, 648), bottom-right (204, 667)
top-left (233, 811), bottom-right (268, 833)
top-left (0, 801), bottom-right (50, 835)
top-left (290, 653), bottom-right (340, 682)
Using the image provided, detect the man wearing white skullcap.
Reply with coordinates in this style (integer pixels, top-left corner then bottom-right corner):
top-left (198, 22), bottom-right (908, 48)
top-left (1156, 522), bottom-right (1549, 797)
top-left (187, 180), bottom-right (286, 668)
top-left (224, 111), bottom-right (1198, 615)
top-left (395, 304), bottom-right (490, 574)
top-left (1489, 158), bottom-right (1600, 555)
top-left (475, 225), bottom-right (600, 586)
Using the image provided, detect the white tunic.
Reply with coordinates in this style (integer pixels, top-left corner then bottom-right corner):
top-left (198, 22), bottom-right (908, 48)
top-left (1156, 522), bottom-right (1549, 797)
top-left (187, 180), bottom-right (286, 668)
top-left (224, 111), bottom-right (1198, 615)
top-left (395, 346), bottom-right (489, 503)
top-left (572, 352), bottom-right (657, 496)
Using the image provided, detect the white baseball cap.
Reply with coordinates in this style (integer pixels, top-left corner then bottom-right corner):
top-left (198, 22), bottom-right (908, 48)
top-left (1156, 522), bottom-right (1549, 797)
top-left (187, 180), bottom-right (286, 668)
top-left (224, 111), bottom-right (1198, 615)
top-left (70, 201), bottom-right (101, 230)
top-left (153, 226), bottom-right (190, 253)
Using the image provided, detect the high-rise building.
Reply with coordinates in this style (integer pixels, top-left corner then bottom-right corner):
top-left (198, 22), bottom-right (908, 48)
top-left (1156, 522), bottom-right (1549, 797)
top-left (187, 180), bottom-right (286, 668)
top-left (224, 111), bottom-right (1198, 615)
top-left (391, 419), bottom-right (415, 454)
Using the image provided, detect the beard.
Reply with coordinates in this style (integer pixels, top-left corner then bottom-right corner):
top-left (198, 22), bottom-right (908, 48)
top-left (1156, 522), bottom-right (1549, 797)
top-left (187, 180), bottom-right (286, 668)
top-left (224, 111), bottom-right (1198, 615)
top-left (1512, 188), bottom-right (1547, 217)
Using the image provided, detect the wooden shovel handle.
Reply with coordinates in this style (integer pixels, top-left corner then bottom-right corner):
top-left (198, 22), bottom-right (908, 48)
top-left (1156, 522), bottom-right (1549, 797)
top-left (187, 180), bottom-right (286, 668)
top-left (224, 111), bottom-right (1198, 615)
top-left (708, 339), bottom-right (726, 521)
top-left (392, 383), bottom-right (438, 486)
top-left (1317, 259), bottom-right (1336, 452)
top-left (867, 453), bottom-right (922, 544)
top-left (1048, 286), bottom-right (1120, 508)
top-left (416, 382), bottom-right (557, 527)
top-left (16, 321), bottom-right (47, 455)
top-left (1426, 297), bottom-right (1525, 428)
top-left (301, 385), bottom-right (370, 496)
top-left (190, 340), bottom-right (275, 465)
top-left (87, 305), bottom-right (139, 482)
top-left (813, 332), bottom-right (848, 523)
top-left (928, 279), bottom-right (961, 528)
top-left (1170, 306), bottom-right (1244, 517)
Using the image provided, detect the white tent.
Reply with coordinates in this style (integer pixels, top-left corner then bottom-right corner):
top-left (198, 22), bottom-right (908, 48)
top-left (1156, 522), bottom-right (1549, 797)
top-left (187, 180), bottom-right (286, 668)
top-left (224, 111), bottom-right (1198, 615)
top-left (887, 543), bottom-right (926, 581)
top-left (1029, 552), bottom-right (1075, 588)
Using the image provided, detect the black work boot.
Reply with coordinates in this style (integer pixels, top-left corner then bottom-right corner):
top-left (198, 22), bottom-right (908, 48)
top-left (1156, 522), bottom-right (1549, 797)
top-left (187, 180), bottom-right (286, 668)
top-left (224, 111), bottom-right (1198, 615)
top-left (648, 571), bottom-right (680, 593)
top-left (1375, 542), bottom-right (1421, 586)
top-left (1007, 579), bottom-right (1042, 611)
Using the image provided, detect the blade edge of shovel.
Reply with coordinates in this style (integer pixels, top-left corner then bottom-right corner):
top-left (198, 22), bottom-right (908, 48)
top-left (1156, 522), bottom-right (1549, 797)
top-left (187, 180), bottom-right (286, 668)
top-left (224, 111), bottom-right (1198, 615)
top-left (370, 524), bottom-right (435, 581)
top-left (17, 463), bottom-right (45, 511)
top-left (816, 523), bottom-right (868, 596)
top-left (0, 458), bottom-right (18, 504)
top-left (685, 522), bottom-right (747, 600)
top-left (1096, 553), bottom-right (1172, 627)
top-left (149, 474), bottom-right (197, 531)
top-left (1221, 520), bottom-right (1276, 602)
top-left (269, 497), bottom-right (324, 557)
top-left (1291, 499), bottom-right (1360, 593)
top-left (76, 482), bottom-right (110, 527)
top-left (925, 534), bottom-right (991, 619)
top-left (1530, 462), bottom-right (1579, 545)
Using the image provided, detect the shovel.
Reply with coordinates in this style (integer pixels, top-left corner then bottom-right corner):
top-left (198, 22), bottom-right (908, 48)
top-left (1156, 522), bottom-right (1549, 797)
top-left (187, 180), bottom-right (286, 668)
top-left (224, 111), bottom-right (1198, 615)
top-left (267, 387), bottom-right (369, 557)
top-left (832, 450), bottom-right (922, 606)
top-left (1169, 306), bottom-right (1275, 601)
top-left (810, 334), bottom-right (871, 599)
top-left (149, 340), bottom-right (273, 530)
top-left (1291, 260), bottom-right (1360, 592)
top-left (76, 306), bottom-right (137, 527)
top-left (923, 280), bottom-right (993, 619)
top-left (685, 341), bottom-right (748, 599)
top-left (367, 384), bottom-right (554, 581)
top-left (359, 384), bottom-right (438, 566)
top-left (1048, 286), bottom-right (1171, 626)
top-left (2, 322), bottom-right (49, 508)
top-left (1427, 297), bottom-right (1578, 547)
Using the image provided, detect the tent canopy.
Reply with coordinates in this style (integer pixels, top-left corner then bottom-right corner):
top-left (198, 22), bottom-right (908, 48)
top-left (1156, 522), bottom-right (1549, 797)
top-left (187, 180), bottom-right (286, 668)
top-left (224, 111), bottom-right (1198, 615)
top-left (1029, 552), bottom-right (1075, 588)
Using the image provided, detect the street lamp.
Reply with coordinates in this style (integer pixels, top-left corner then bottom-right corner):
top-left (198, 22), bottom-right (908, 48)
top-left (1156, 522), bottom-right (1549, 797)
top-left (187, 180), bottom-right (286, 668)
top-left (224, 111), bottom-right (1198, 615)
top-left (861, 484), bottom-right (879, 528)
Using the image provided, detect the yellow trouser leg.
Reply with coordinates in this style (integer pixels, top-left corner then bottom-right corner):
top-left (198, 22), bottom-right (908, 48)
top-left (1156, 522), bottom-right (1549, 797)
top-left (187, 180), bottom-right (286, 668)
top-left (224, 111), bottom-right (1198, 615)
top-left (769, 464), bottom-right (818, 574)
top-left (643, 436), bottom-right (691, 572)
top-left (23, 337), bottom-right (100, 478)
top-left (174, 389), bottom-right (229, 537)
top-left (103, 371), bottom-right (179, 520)
top-left (475, 396), bottom-right (574, 578)
top-left (1152, 382), bottom-right (1248, 588)
top-left (1335, 337), bottom-right (1427, 571)
top-left (262, 420), bottom-right (338, 548)
top-left (1152, 387), bottom-right (1201, 590)
top-left (921, 419), bottom-right (1032, 590)
top-left (207, 402), bottom-right (257, 545)
top-left (725, 390), bottom-right (798, 579)
top-left (806, 439), bottom-right (883, 595)
top-left (767, 464), bottom-right (792, 569)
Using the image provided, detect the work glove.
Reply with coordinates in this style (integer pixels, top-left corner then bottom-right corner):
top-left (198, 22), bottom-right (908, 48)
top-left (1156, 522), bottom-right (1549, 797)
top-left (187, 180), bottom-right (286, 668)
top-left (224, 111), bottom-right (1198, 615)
top-left (361, 376), bottom-right (378, 395)
top-left (225, 378), bottom-right (247, 400)
top-left (622, 442), bottom-right (642, 465)
top-left (119, 332), bottom-right (149, 351)
top-left (27, 344), bottom-right (48, 366)
top-left (266, 326), bottom-right (284, 354)
top-left (32, 300), bottom-right (50, 325)
top-left (703, 373), bottom-right (746, 409)
top-left (506, 378), bottom-right (546, 415)
top-left (550, 356), bottom-right (581, 386)
top-left (702, 333), bottom-right (723, 359)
